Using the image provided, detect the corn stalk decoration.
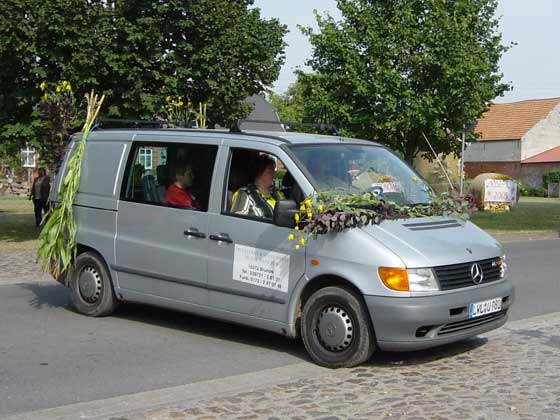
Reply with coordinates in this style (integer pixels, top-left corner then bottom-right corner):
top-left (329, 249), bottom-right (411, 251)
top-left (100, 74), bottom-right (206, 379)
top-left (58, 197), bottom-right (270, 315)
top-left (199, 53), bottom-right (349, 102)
top-left (37, 91), bottom-right (105, 278)
top-left (161, 95), bottom-right (207, 128)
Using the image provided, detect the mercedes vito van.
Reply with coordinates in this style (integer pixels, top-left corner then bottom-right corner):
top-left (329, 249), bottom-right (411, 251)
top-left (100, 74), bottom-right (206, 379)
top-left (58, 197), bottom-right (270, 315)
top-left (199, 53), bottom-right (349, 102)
top-left (53, 126), bottom-right (514, 368)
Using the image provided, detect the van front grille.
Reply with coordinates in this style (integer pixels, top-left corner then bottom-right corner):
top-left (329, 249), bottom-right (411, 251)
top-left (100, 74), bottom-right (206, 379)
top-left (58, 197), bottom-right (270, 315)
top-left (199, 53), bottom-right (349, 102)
top-left (434, 257), bottom-right (501, 291)
top-left (438, 310), bottom-right (508, 335)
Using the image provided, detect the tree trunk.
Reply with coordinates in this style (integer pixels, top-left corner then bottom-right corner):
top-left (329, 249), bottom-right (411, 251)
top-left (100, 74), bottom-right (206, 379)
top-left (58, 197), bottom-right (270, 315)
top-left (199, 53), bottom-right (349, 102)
top-left (403, 131), bottom-right (420, 166)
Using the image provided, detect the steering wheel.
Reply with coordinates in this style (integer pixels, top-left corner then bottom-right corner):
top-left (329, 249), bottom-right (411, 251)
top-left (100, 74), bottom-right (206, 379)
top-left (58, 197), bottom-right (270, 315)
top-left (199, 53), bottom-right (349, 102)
top-left (367, 185), bottom-right (384, 197)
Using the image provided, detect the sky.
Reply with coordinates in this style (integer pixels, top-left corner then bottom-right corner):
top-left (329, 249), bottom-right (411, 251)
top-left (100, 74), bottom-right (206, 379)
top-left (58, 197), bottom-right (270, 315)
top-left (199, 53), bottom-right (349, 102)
top-left (253, 0), bottom-right (560, 104)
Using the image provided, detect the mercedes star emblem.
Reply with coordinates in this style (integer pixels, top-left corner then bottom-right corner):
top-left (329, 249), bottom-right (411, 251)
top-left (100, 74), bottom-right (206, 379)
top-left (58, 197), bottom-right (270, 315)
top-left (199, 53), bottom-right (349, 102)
top-left (471, 263), bottom-right (484, 285)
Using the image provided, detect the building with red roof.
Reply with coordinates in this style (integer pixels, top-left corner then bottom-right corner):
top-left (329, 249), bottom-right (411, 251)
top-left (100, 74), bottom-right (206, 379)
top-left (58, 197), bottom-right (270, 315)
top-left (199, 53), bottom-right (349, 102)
top-left (464, 97), bottom-right (560, 187)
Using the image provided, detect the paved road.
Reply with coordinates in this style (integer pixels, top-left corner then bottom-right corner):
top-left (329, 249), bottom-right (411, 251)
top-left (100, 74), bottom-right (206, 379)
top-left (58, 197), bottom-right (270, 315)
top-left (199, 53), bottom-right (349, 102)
top-left (502, 239), bottom-right (560, 322)
top-left (0, 239), bottom-right (559, 418)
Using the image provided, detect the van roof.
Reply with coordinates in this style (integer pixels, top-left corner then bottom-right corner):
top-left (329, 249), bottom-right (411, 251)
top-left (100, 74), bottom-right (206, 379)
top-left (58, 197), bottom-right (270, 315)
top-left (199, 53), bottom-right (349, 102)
top-left (87, 128), bottom-right (380, 147)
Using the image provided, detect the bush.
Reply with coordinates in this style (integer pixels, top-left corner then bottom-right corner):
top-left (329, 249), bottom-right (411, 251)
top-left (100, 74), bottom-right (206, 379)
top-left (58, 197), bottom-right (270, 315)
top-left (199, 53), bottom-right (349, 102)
top-left (518, 181), bottom-right (546, 197)
top-left (543, 170), bottom-right (560, 186)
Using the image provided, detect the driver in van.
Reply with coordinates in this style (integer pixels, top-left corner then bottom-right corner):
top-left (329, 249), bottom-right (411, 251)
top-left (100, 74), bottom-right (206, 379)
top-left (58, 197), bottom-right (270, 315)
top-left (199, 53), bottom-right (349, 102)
top-left (163, 161), bottom-right (198, 209)
top-left (231, 155), bottom-right (283, 218)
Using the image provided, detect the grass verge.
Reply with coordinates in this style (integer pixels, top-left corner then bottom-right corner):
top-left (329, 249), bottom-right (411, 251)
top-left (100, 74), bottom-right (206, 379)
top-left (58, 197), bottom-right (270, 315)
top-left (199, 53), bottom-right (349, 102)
top-left (471, 197), bottom-right (560, 233)
top-left (0, 195), bottom-right (40, 252)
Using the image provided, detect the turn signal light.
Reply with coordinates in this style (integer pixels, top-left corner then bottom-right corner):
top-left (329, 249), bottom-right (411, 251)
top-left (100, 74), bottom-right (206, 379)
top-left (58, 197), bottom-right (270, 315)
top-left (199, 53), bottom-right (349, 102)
top-left (378, 267), bottom-right (409, 291)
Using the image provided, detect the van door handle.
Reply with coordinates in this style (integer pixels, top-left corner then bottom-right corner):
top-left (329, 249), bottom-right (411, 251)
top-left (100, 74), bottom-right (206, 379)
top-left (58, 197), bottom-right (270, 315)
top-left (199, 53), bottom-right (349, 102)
top-left (209, 233), bottom-right (233, 243)
top-left (184, 228), bottom-right (206, 239)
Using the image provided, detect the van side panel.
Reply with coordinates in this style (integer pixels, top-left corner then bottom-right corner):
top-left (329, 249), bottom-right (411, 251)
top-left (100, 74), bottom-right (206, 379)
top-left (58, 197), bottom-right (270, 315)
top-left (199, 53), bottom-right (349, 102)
top-left (74, 138), bottom-right (130, 272)
top-left (74, 139), bottom-right (129, 211)
top-left (75, 206), bottom-right (117, 266)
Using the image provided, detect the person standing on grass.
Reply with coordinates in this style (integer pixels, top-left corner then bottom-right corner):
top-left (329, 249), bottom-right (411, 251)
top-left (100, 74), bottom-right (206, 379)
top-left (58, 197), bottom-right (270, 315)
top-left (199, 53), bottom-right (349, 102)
top-left (29, 168), bottom-right (51, 226)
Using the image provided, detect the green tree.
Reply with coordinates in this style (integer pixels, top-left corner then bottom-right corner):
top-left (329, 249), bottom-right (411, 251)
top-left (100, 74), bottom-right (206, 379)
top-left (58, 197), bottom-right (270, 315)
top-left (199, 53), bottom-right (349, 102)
top-left (0, 0), bottom-right (286, 167)
top-left (269, 80), bottom-right (307, 123)
top-left (300, 0), bottom-right (511, 163)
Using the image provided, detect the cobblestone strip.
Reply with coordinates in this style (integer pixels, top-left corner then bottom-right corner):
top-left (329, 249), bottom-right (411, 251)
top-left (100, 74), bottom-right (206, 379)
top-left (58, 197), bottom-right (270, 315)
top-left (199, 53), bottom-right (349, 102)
top-left (118, 317), bottom-right (560, 420)
top-left (0, 250), bottom-right (51, 284)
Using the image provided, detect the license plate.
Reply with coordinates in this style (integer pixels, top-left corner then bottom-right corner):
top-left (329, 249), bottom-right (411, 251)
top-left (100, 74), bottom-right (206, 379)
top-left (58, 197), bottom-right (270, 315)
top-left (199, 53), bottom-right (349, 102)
top-left (468, 297), bottom-right (502, 319)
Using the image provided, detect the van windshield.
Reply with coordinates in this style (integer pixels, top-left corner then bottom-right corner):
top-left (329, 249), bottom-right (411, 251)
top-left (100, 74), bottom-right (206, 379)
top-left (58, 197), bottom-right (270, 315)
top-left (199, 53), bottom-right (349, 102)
top-left (289, 144), bottom-right (431, 206)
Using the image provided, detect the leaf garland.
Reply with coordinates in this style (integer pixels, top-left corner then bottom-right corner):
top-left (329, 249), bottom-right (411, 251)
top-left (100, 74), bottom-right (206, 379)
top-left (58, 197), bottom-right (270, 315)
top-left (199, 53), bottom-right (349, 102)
top-left (288, 191), bottom-right (470, 248)
top-left (37, 91), bottom-right (105, 278)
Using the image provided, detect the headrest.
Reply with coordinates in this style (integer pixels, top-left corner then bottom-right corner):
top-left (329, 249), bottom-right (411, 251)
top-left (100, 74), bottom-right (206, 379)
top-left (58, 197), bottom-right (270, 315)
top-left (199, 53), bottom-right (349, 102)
top-left (156, 165), bottom-right (169, 185)
top-left (228, 166), bottom-right (250, 191)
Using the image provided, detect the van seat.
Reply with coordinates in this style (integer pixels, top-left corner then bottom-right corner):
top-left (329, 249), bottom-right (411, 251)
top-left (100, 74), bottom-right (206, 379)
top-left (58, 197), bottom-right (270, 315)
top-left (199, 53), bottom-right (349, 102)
top-left (227, 166), bottom-right (250, 211)
top-left (143, 175), bottom-right (160, 203)
top-left (156, 165), bottom-right (169, 201)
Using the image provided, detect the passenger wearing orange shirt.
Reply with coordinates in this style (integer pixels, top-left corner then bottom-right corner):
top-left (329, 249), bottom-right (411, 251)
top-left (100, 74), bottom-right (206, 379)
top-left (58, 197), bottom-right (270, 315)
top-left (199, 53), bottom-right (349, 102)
top-left (163, 162), bottom-right (198, 209)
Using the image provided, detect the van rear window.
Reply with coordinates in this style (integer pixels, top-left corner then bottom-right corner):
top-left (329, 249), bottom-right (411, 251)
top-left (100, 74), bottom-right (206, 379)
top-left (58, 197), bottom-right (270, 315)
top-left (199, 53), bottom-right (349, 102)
top-left (121, 142), bottom-right (217, 211)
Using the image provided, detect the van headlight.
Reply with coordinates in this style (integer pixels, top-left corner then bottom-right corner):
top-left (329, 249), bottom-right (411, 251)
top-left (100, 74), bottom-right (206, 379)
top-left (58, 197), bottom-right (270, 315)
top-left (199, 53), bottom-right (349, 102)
top-left (378, 267), bottom-right (438, 292)
top-left (407, 268), bottom-right (439, 292)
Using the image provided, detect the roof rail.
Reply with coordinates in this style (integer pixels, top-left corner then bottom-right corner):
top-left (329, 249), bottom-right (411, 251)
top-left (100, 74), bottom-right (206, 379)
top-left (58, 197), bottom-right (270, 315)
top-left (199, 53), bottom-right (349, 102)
top-left (96, 118), bottom-right (196, 129)
top-left (231, 119), bottom-right (340, 136)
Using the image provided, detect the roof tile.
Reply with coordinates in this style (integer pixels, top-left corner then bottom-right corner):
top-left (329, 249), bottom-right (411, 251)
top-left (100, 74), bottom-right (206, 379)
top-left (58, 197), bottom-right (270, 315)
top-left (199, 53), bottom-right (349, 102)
top-left (521, 145), bottom-right (560, 164)
top-left (475, 97), bottom-right (560, 141)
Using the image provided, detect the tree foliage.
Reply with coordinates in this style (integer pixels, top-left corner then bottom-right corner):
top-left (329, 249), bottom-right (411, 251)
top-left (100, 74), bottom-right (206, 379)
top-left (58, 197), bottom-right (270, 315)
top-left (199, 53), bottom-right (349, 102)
top-left (298, 0), bottom-right (511, 163)
top-left (0, 0), bottom-right (286, 169)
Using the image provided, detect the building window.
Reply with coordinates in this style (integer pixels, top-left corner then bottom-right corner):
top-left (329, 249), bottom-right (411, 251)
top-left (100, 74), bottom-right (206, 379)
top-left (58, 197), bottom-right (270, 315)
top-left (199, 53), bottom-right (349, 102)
top-left (21, 146), bottom-right (36, 168)
top-left (139, 148), bottom-right (153, 170)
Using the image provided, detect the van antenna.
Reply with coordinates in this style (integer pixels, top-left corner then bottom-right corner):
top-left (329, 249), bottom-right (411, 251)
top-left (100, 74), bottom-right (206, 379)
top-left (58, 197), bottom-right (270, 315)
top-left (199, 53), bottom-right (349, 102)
top-left (421, 131), bottom-right (456, 192)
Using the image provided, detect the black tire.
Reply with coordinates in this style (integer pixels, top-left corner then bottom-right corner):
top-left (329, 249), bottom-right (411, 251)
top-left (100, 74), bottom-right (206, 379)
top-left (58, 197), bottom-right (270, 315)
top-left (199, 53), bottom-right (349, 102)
top-left (301, 286), bottom-right (375, 368)
top-left (69, 251), bottom-right (118, 317)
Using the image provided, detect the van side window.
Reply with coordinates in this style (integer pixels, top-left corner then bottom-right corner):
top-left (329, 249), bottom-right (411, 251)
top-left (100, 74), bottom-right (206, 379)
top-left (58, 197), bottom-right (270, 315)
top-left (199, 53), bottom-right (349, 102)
top-left (224, 148), bottom-right (304, 220)
top-left (121, 142), bottom-right (217, 211)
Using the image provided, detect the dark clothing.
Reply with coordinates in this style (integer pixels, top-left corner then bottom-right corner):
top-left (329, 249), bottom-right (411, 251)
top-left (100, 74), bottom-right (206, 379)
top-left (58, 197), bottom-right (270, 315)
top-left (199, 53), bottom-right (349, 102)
top-left (30, 176), bottom-right (51, 201)
top-left (30, 175), bottom-right (51, 226)
top-left (33, 199), bottom-right (49, 226)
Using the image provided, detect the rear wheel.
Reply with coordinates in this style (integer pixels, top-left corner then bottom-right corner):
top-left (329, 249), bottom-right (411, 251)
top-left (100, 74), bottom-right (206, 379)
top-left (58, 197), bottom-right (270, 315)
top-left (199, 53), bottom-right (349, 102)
top-left (301, 286), bottom-right (375, 368)
top-left (70, 252), bottom-right (117, 317)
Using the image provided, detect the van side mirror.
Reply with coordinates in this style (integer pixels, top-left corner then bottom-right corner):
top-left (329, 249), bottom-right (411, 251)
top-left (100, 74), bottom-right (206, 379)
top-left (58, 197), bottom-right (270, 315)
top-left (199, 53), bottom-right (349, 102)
top-left (273, 199), bottom-right (298, 228)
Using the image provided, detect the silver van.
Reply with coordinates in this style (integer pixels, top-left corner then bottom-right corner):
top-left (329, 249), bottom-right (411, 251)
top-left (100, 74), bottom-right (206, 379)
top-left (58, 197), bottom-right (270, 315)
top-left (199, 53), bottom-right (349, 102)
top-left (54, 127), bottom-right (514, 368)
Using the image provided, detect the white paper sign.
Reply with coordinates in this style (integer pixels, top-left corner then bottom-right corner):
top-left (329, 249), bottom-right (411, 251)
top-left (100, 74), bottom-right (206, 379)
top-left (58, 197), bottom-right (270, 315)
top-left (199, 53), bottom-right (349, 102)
top-left (484, 179), bottom-right (517, 203)
top-left (233, 245), bottom-right (290, 293)
top-left (371, 182), bottom-right (403, 193)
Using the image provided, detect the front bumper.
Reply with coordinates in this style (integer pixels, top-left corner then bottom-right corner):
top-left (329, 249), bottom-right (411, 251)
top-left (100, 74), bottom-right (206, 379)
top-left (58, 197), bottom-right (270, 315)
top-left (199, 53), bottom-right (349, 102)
top-left (365, 279), bottom-right (514, 351)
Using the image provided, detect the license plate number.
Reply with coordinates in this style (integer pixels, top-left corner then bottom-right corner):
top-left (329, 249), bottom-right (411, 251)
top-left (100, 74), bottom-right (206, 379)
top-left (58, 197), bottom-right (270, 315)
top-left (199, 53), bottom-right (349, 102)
top-left (468, 297), bottom-right (502, 319)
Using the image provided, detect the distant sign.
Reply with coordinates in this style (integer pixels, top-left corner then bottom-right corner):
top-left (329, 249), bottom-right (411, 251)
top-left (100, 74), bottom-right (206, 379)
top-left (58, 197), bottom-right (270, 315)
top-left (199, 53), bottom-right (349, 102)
top-left (484, 179), bottom-right (517, 203)
top-left (371, 182), bottom-right (403, 193)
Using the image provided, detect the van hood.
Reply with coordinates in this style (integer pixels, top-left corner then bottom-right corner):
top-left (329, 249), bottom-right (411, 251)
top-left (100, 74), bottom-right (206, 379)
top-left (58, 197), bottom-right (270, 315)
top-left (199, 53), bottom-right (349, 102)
top-left (362, 217), bottom-right (502, 268)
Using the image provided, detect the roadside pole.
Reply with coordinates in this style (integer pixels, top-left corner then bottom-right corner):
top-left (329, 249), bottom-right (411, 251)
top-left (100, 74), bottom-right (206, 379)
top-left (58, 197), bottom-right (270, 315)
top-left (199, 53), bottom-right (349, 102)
top-left (460, 126), bottom-right (466, 195)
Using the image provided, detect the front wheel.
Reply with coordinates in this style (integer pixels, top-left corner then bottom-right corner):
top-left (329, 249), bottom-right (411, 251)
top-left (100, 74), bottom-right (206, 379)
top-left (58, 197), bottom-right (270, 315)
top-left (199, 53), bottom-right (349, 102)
top-left (69, 251), bottom-right (118, 317)
top-left (301, 286), bottom-right (375, 368)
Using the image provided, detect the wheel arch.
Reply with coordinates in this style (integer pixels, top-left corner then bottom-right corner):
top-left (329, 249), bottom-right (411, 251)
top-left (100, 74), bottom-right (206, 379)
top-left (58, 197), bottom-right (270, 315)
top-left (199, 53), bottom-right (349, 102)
top-left (59, 244), bottom-right (110, 288)
top-left (287, 274), bottom-right (369, 339)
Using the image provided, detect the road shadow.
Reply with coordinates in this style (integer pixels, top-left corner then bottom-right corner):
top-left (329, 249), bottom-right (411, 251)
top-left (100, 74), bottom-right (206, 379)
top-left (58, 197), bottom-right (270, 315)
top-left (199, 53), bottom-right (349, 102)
top-left (367, 336), bottom-right (488, 368)
top-left (18, 282), bottom-right (71, 310)
top-left (113, 302), bottom-right (309, 361)
top-left (17, 282), bottom-right (306, 360)
top-left (112, 302), bottom-right (488, 366)
top-left (19, 283), bottom-right (490, 366)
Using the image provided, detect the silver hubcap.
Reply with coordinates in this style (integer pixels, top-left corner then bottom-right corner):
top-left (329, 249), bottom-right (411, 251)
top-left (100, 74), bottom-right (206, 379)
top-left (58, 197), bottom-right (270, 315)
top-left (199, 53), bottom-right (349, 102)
top-left (316, 306), bottom-right (354, 352)
top-left (78, 266), bottom-right (102, 303)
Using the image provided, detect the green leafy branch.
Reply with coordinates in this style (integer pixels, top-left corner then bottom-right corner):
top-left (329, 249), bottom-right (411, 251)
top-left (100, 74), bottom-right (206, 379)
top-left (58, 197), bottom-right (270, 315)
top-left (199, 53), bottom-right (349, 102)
top-left (288, 191), bottom-right (470, 249)
top-left (37, 91), bottom-right (105, 278)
